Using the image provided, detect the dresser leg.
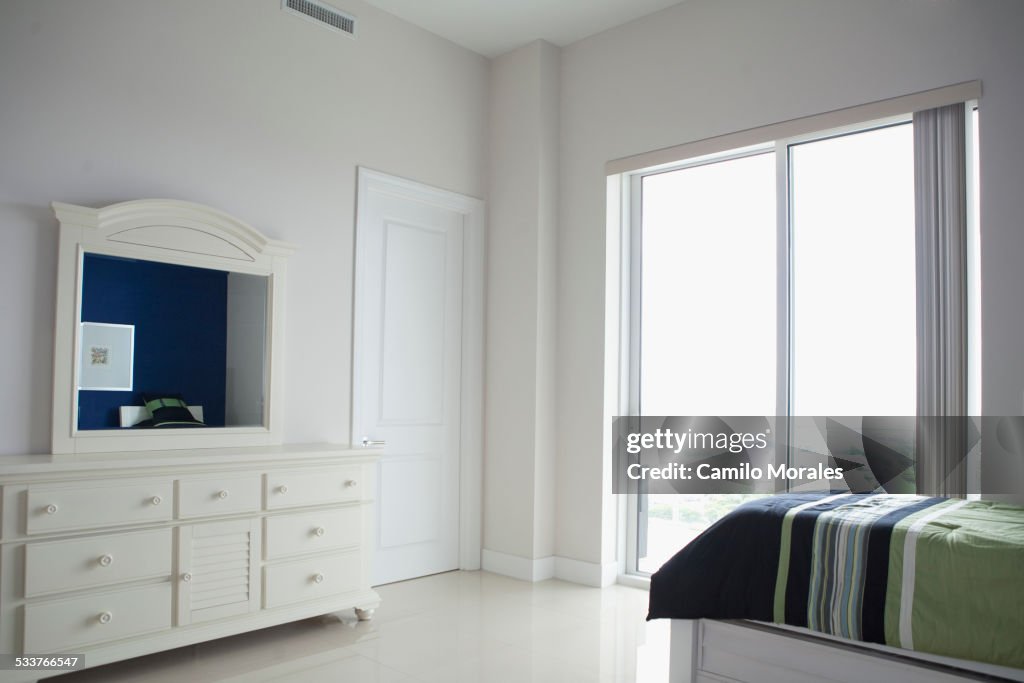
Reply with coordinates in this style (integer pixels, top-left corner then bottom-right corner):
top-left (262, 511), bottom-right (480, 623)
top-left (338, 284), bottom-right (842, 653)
top-left (354, 607), bottom-right (375, 621)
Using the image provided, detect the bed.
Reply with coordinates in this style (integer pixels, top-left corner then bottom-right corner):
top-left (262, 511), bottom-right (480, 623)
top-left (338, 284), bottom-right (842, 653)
top-left (648, 493), bottom-right (1024, 682)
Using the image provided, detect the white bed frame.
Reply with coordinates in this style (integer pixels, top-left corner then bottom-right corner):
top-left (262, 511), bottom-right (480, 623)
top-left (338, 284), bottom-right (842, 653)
top-left (671, 619), bottom-right (1024, 683)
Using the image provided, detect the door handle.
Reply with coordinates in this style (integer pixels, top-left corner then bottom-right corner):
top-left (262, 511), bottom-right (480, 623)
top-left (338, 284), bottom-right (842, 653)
top-left (361, 436), bottom-right (386, 448)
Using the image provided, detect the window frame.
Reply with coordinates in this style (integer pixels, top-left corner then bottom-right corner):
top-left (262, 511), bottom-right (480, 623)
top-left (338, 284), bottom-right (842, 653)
top-left (620, 113), bottom-right (928, 578)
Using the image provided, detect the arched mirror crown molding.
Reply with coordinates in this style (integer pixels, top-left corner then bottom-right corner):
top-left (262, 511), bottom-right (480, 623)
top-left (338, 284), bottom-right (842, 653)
top-left (52, 199), bottom-right (296, 263)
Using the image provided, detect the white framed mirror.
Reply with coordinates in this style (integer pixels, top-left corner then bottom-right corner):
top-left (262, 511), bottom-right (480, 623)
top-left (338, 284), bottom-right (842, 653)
top-left (51, 199), bottom-right (294, 455)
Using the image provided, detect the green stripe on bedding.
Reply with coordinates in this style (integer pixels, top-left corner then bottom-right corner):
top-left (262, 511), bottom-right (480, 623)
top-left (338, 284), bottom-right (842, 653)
top-left (887, 500), bottom-right (1024, 668)
top-left (884, 498), bottom-right (959, 648)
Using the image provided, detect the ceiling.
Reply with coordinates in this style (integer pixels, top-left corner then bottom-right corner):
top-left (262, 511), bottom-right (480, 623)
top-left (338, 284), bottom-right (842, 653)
top-left (359, 0), bottom-right (684, 58)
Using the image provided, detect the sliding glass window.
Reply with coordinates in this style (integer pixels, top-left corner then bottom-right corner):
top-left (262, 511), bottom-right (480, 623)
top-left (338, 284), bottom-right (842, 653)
top-left (634, 151), bottom-right (776, 574)
top-left (628, 116), bottom-right (937, 575)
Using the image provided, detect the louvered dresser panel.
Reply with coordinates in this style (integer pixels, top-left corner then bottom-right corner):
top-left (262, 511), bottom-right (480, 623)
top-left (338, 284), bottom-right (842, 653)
top-left (176, 518), bottom-right (261, 625)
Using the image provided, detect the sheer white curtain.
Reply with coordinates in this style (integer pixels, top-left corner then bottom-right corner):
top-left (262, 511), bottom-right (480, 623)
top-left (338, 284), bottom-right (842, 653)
top-left (914, 103), bottom-right (969, 496)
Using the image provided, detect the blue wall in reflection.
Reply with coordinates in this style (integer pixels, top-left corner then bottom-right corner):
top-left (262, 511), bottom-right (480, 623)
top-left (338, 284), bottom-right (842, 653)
top-left (78, 253), bottom-right (227, 429)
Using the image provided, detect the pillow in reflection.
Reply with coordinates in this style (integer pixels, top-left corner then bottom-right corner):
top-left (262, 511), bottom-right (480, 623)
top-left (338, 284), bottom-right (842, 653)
top-left (138, 393), bottom-right (206, 428)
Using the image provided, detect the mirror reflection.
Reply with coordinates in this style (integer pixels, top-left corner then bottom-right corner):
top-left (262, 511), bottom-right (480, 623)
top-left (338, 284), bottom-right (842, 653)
top-left (77, 253), bottom-right (268, 430)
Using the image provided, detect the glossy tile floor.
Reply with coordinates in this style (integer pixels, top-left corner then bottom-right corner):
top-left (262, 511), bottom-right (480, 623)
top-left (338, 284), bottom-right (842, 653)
top-left (48, 571), bottom-right (669, 682)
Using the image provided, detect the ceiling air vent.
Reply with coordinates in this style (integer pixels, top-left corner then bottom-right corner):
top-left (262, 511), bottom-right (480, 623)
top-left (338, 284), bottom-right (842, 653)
top-left (282, 0), bottom-right (356, 37)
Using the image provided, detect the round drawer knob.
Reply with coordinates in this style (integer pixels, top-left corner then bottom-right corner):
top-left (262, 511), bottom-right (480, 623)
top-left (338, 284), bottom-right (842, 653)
top-left (313, 573), bottom-right (325, 584)
top-left (345, 480), bottom-right (358, 488)
top-left (151, 496), bottom-right (162, 506)
top-left (98, 611), bottom-right (113, 625)
top-left (315, 527), bottom-right (326, 537)
top-left (45, 504), bottom-right (58, 515)
top-left (218, 490), bottom-right (230, 500)
top-left (182, 572), bottom-right (192, 583)
top-left (278, 485), bottom-right (288, 494)
top-left (98, 554), bottom-right (114, 567)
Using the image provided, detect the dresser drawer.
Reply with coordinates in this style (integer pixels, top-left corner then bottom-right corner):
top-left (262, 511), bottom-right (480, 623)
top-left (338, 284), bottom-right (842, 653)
top-left (177, 475), bottom-right (261, 519)
top-left (24, 583), bottom-right (171, 653)
top-left (264, 468), bottom-right (363, 510)
top-left (26, 479), bottom-right (172, 534)
top-left (25, 528), bottom-right (171, 597)
top-left (264, 507), bottom-right (361, 560)
top-left (263, 551), bottom-right (360, 609)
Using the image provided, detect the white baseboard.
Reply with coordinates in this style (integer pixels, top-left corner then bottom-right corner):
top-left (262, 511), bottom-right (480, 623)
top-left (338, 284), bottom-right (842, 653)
top-left (481, 549), bottom-right (554, 582)
top-left (554, 556), bottom-right (618, 587)
top-left (616, 573), bottom-right (651, 590)
top-left (481, 550), bottom-right (617, 587)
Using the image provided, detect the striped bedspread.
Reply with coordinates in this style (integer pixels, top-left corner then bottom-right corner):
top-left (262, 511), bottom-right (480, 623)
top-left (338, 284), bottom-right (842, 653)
top-left (647, 493), bottom-right (1024, 669)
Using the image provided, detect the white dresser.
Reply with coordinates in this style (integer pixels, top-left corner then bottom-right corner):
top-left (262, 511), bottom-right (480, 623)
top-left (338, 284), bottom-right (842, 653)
top-left (0, 444), bottom-right (380, 681)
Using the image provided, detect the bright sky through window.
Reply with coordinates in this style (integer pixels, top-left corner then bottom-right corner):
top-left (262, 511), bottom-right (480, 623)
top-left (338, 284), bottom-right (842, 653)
top-left (790, 123), bottom-right (916, 416)
top-left (640, 152), bottom-right (777, 417)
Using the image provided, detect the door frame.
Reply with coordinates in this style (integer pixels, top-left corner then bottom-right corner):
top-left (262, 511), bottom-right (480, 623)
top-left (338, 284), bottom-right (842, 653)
top-left (352, 166), bottom-right (485, 572)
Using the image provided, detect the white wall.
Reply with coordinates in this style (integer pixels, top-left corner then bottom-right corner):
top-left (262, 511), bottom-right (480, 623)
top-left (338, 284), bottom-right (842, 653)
top-left (0, 0), bottom-right (488, 455)
top-left (483, 41), bottom-right (559, 575)
top-left (556, 0), bottom-right (1024, 567)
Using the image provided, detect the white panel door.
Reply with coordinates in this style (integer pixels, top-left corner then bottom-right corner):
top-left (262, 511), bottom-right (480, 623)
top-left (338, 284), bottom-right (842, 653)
top-left (354, 170), bottom-right (468, 585)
